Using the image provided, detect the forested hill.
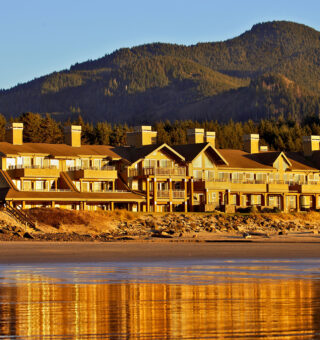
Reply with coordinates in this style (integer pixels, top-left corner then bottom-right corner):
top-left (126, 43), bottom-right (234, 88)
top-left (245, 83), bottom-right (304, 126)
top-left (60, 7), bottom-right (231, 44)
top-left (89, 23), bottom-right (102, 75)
top-left (1, 21), bottom-right (320, 123)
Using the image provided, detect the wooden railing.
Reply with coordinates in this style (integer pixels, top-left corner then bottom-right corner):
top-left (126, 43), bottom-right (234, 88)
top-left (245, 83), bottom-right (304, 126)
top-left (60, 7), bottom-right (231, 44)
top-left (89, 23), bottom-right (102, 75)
top-left (129, 167), bottom-right (186, 177)
top-left (8, 165), bottom-right (58, 170)
top-left (156, 190), bottom-right (185, 199)
top-left (172, 190), bottom-right (185, 199)
top-left (68, 166), bottom-right (115, 171)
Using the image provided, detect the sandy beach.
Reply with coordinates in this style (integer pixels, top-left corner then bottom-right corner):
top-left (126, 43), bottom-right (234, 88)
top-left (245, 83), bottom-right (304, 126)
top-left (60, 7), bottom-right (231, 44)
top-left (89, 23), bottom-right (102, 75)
top-left (0, 240), bottom-right (319, 264)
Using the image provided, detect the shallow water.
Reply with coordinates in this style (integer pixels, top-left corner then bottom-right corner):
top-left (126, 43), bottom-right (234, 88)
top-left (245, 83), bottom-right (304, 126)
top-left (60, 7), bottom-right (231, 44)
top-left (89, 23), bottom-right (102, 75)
top-left (0, 259), bottom-right (319, 339)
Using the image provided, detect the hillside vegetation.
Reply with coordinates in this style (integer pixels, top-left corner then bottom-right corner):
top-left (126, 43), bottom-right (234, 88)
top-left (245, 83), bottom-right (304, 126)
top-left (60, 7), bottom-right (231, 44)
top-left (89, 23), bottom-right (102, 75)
top-left (1, 21), bottom-right (320, 122)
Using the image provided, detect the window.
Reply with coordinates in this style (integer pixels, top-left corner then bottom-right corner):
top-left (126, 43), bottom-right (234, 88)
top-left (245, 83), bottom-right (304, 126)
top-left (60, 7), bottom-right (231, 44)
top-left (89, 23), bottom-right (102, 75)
top-left (159, 159), bottom-right (170, 168)
top-left (256, 173), bottom-right (267, 183)
top-left (81, 159), bottom-right (89, 169)
top-left (66, 160), bottom-right (75, 170)
top-left (174, 182), bottom-right (183, 190)
top-left (6, 158), bottom-right (15, 169)
top-left (145, 159), bottom-right (156, 168)
top-left (230, 194), bottom-right (237, 205)
top-left (23, 181), bottom-right (32, 191)
top-left (204, 154), bottom-right (214, 168)
top-left (82, 182), bottom-right (90, 192)
top-left (23, 157), bottom-right (31, 167)
top-left (256, 195), bottom-right (262, 205)
top-left (218, 172), bottom-right (230, 182)
top-left (205, 170), bottom-right (214, 181)
top-left (211, 192), bottom-right (217, 202)
top-left (232, 172), bottom-right (243, 182)
top-left (93, 159), bottom-right (101, 169)
top-left (132, 180), bottom-right (138, 190)
top-left (34, 157), bottom-right (44, 168)
top-left (193, 170), bottom-right (202, 180)
top-left (35, 181), bottom-right (45, 190)
top-left (93, 182), bottom-right (101, 192)
top-left (193, 154), bottom-right (202, 168)
top-left (50, 159), bottom-right (59, 169)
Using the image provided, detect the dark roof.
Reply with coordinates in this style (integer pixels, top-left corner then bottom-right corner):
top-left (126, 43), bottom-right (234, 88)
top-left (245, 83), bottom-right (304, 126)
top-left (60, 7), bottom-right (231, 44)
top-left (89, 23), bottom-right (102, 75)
top-left (173, 143), bottom-right (208, 162)
top-left (0, 188), bottom-right (145, 202)
top-left (248, 151), bottom-right (283, 166)
top-left (285, 152), bottom-right (318, 170)
top-left (113, 144), bottom-right (184, 164)
top-left (113, 144), bottom-right (160, 163)
top-left (0, 142), bottom-right (121, 159)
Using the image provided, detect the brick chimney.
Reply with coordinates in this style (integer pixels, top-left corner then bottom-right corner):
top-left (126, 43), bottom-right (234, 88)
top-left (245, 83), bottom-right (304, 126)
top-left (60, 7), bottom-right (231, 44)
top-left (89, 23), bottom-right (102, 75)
top-left (187, 128), bottom-right (204, 144)
top-left (65, 125), bottom-right (82, 147)
top-left (6, 123), bottom-right (23, 145)
top-left (243, 134), bottom-right (259, 154)
top-left (126, 126), bottom-right (157, 147)
top-left (302, 135), bottom-right (320, 156)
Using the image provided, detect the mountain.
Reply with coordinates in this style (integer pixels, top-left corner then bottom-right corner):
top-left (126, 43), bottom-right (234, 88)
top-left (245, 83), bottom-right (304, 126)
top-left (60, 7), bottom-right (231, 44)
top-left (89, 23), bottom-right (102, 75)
top-left (1, 21), bottom-right (320, 123)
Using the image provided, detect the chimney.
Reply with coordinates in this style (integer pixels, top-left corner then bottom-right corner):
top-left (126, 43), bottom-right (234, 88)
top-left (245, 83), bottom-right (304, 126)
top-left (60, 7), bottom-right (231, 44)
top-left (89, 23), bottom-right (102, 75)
top-left (302, 135), bottom-right (320, 156)
top-left (6, 123), bottom-right (23, 145)
top-left (65, 125), bottom-right (82, 147)
top-left (243, 134), bottom-right (259, 154)
top-left (126, 126), bottom-right (157, 147)
top-left (205, 131), bottom-right (216, 147)
top-left (187, 128), bottom-right (204, 144)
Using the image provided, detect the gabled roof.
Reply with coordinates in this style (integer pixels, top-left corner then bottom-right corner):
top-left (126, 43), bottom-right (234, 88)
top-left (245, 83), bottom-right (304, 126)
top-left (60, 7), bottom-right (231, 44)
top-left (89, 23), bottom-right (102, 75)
top-left (217, 149), bottom-right (318, 171)
top-left (113, 143), bottom-right (185, 164)
top-left (173, 142), bottom-right (228, 165)
top-left (0, 142), bottom-right (121, 159)
top-left (249, 151), bottom-right (292, 168)
top-left (218, 149), bottom-right (272, 169)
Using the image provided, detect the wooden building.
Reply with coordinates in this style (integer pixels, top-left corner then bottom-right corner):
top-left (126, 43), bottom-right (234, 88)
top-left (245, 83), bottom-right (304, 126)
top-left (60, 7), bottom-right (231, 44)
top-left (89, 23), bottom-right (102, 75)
top-left (1, 123), bottom-right (320, 213)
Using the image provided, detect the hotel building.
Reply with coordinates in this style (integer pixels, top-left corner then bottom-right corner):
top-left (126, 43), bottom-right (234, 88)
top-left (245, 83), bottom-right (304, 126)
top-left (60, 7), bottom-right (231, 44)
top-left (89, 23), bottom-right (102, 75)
top-left (1, 123), bottom-right (320, 213)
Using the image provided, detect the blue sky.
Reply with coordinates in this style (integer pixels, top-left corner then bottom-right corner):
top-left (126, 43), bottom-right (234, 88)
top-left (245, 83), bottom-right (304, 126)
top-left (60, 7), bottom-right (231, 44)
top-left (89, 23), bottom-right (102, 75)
top-left (1, 0), bottom-right (319, 90)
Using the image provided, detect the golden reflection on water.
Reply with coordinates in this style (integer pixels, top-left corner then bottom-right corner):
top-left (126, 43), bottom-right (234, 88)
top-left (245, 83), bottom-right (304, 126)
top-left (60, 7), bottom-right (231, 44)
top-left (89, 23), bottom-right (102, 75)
top-left (0, 265), bottom-right (319, 339)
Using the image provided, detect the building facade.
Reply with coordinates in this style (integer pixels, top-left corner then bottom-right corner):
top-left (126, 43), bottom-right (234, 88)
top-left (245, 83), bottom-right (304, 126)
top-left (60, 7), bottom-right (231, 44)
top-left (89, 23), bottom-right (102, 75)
top-left (1, 123), bottom-right (320, 213)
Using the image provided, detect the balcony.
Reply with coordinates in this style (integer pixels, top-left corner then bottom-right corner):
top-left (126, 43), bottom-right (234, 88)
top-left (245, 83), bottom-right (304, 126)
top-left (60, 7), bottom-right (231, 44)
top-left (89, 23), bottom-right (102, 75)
top-left (7, 165), bottom-right (60, 178)
top-left (129, 167), bottom-right (186, 177)
top-left (267, 181), bottom-right (289, 193)
top-left (20, 189), bottom-right (72, 192)
top-left (68, 166), bottom-right (117, 180)
top-left (155, 190), bottom-right (186, 200)
top-left (297, 183), bottom-right (320, 194)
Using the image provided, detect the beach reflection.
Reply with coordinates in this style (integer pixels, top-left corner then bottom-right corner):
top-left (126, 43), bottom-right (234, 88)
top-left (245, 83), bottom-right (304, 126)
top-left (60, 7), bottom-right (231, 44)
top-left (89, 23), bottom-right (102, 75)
top-left (0, 263), bottom-right (319, 339)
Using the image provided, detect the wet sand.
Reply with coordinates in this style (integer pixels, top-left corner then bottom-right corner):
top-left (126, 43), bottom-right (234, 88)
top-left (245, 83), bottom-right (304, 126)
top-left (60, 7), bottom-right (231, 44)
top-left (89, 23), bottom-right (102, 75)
top-left (0, 240), bottom-right (320, 264)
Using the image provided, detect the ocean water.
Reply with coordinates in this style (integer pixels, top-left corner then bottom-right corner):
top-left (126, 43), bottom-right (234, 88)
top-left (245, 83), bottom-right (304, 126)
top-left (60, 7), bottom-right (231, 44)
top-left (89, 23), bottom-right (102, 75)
top-left (0, 259), bottom-right (319, 339)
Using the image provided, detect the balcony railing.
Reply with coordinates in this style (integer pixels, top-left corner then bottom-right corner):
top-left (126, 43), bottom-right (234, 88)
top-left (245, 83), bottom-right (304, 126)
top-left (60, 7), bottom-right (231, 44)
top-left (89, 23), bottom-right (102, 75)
top-left (129, 167), bottom-right (186, 177)
top-left (20, 189), bottom-right (72, 192)
top-left (200, 178), bottom-right (317, 185)
top-left (68, 166), bottom-right (115, 171)
top-left (156, 190), bottom-right (185, 199)
top-left (157, 190), bottom-right (169, 199)
top-left (172, 190), bottom-right (185, 199)
top-left (8, 165), bottom-right (58, 170)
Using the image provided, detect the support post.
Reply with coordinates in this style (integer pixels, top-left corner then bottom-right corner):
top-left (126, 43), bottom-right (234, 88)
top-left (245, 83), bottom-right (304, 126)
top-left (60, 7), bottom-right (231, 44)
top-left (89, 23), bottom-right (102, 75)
top-left (153, 178), bottom-right (157, 212)
top-left (282, 194), bottom-right (286, 212)
top-left (190, 179), bottom-right (194, 212)
top-left (146, 178), bottom-right (150, 212)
